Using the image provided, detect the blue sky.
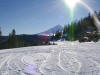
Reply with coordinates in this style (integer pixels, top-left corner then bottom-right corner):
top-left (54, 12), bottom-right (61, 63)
top-left (0, 0), bottom-right (100, 35)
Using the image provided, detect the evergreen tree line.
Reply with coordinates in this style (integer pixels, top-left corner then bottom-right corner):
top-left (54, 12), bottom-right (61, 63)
top-left (53, 12), bottom-right (100, 42)
top-left (0, 29), bottom-right (50, 49)
top-left (0, 29), bottom-right (29, 49)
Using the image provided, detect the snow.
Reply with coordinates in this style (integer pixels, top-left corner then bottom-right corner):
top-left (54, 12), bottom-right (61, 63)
top-left (0, 41), bottom-right (100, 75)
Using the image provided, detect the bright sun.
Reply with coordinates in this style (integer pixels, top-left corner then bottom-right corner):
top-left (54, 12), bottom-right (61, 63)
top-left (64, 0), bottom-right (80, 9)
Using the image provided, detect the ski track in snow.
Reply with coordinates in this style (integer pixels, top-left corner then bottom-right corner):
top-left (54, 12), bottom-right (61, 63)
top-left (0, 41), bottom-right (100, 75)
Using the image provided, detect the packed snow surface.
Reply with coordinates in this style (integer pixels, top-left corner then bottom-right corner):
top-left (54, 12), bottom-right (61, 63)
top-left (0, 41), bottom-right (100, 75)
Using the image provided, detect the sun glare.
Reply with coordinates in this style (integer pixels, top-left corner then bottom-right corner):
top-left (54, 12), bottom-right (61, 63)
top-left (64, 0), bottom-right (80, 9)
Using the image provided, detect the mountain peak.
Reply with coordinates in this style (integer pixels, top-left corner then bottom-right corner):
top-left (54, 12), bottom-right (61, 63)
top-left (39, 25), bottom-right (63, 36)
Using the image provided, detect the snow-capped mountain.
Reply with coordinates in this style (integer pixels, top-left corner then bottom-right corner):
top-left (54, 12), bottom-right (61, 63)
top-left (39, 25), bottom-right (63, 36)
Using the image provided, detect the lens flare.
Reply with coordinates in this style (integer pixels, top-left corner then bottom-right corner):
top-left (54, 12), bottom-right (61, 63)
top-left (79, 1), bottom-right (100, 31)
top-left (63, 0), bottom-right (100, 41)
top-left (63, 0), bottom-right (81, 41)
top-left (64, 0), bottom-right (81, 9)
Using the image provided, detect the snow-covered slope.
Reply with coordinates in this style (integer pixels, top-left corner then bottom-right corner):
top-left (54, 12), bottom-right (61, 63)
top-left (0, 41), bottom-right (100, 75)
top-left (39, 25), bottom-right (63, 36)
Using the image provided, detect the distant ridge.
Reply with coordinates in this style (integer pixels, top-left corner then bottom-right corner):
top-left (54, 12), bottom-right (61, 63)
top-left (0, 25), bottom-right (63, 45)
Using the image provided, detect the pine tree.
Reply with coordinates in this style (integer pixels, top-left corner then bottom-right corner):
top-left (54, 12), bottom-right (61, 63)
top-left (0, 27), bottom-right (2, 37)
top-left (0, 27), bottom-right (2, 44)
top-left (55, 31), bottom-right (62, 40)
top-left (63, 25), bottom-right (68, 34)
top-left (7, 29), bottom-right (18, 48)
